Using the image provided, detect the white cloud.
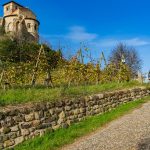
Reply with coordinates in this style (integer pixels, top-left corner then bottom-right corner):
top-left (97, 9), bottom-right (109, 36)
top-left (123, 38), bottom-right (149, 46)
top-left (40, 26), bottom-right (98, 43)
top-left (90, 38), bottom-right (150, 51)
top-left (41, 26), bottom-right (150, 51)
top-left (66, 26), bottom-right (98, 42)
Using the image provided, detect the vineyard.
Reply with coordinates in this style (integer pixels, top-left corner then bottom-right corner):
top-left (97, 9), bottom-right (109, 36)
top-left (0, 34), bottom-right (134, 91)
top-left (0, 36), bottom-right (132, 90)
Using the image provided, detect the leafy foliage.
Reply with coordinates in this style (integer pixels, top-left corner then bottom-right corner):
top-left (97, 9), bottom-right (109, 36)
top-left (0, 38), bottom-right (133, 89)
top-left (0, 38), bottom-right (61, 88)
top-left (0, 26), bottom-right (5, 36)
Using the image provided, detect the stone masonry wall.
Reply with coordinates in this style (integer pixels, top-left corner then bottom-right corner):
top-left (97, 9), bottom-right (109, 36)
top-left (0, 88), bottom-right (150, 149)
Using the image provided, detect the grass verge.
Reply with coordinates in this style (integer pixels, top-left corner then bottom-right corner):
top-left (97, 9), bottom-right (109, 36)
top-left (0, 81), bottom-right (148, 106)
top-left (14, 96), bottom-right (150, 150)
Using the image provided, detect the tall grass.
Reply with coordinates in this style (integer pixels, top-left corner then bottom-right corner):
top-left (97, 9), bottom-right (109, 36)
top-left (0, 81), bottom-right (147, 106)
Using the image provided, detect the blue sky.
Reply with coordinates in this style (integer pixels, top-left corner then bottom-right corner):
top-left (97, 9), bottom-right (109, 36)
top-left (0, 0), bottom-right (150, 73)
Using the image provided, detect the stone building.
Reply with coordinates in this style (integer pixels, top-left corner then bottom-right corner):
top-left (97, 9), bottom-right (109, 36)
top-left (0, 1), bottom-right (40, 42)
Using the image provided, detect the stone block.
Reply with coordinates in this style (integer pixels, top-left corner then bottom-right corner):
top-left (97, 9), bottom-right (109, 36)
top-left (55, 101), bottom-right (64, 107)
top-left (57, 118), bottom-right (65, 125)
top-left (59, 111), bottom-right (65, 119)
top-left (0, 143), bottom-right (3, 149)
top-left (78, 114), bottom-right (84, 118)
top-left (29, 127), bottom-right (35, 132)
top-left (25, 113), bottom-right (35, 122)
top-left (21, 122), bottom-right (32, 129)
top-left (80, 108), bottom-right (86, 113)
top-left (97, 94), bottom-right (104, 99)
top-left (15, 136), bottom-right (24, 145)
top-left (0, 112), bottom-right (5, 120)
top-left (4, 140), bottom-right (15, 148)
top-left (49, 109), bottom-right (55, 115)
top-left (44, 111), bottom-right (51, 117)
top-left (0, 135), bottom-right (3, 142)
top-left (11, 125), bottom-right (19, 132)
top-left (51, 121), bottom-right (57, 127)
top-left (5, 116), bottom-right (15, 127)
top-left (32, 120), bottom-right (41, 127)
top-left (36, 123), bottom-right (51, 130)
top-left (55, 107), bottom-right (63, 114)
top-left (52, 125), bottom-right (60, 130)
top-left (35, 111), bottom-right (44, 120)
top-left (13, 115), bottom-right (24, 122)
top-left (8, 109), bottom-right (19, 116)
top-left (2, 127), bottom-right (11, 134)
top-left (21, 129), bottom-right (30, 136)
top-left (74, 109), bottom-right (80, 115)
top-left (8, 132), bottom-right (17, 139)
top-left (2, 134), bottom-right (9, 141)
top-left (65, 106), bottom-right (72, 111)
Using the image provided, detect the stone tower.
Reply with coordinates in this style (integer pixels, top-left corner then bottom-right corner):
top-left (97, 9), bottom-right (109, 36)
top-left (0, 1), bottom-right (40, 42)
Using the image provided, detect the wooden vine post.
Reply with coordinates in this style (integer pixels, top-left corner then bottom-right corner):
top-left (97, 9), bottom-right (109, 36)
top-left (0, 69), bottom-right (4, 88)
top-left (97, 51), bottom-right (107, 84)
top-left (0, 60), bottom-right (10, 90)
top-left (31, 45), bottom-right (44, 86)
top-left (31, 45), bottom-right (54, 87)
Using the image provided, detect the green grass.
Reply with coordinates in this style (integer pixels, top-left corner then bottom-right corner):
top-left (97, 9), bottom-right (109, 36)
top-left (14, 96), bottom-right (150, 150)
top-left (0, 81), bottom-right (148, 106)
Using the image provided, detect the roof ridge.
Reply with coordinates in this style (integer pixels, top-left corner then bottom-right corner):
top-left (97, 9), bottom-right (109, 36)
top-left (2, 1), bottom-right (24, 8)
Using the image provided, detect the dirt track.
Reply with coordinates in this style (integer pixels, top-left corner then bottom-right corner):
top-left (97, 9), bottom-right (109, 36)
top-left (62, 102), bottom-right (150, 150)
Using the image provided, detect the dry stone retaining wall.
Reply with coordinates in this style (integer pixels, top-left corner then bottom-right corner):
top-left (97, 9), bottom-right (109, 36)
top-left (0, 87), bottom-right (150, 149)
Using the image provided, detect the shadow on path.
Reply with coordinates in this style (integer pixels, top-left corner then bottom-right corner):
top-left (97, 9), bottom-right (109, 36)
top-left (137, 138), bottom-right (150, 150)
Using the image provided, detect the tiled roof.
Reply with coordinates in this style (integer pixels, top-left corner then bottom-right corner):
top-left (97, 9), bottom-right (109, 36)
top-left (3, 1), bottom-right (24, 8)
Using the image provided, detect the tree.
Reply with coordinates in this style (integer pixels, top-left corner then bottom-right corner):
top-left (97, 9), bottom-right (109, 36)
top-left (109, 43), bottom-right (142, 77)
top-left (0, 36), bottom-right (62, 87)
top-left (0, 37), bottom-right (17, 61)
top-left (0, 26), bottom-right (5, 36)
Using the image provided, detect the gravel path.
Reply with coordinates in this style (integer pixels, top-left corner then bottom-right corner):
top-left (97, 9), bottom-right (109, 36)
top-left (62, 101), bottom-right (150, 150)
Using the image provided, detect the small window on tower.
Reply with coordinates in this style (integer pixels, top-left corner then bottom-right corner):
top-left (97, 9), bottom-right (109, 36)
top-left (34, 24), bottom-right (37, 31)
top-left (15, 6), bottom-right (18, 10)
top-left (6, 6), bottom-right (10, 11)
top-left (27, 23), bottom-right (31, 29)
